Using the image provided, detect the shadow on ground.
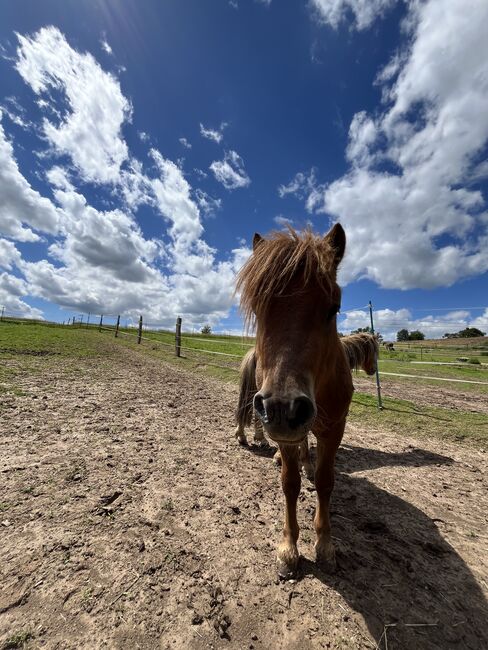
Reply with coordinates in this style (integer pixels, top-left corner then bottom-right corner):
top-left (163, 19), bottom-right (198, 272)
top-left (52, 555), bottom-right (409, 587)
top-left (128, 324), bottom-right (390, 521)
top-left (297, 445), bottom-right (487, 649)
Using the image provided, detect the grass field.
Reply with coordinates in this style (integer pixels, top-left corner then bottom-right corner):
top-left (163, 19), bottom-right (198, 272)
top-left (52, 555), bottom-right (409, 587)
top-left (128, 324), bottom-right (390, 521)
top-left (1, 320), bottom-right (487, 445)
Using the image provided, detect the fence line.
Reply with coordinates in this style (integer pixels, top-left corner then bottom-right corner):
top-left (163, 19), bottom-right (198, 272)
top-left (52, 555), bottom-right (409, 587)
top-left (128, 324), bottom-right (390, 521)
top-left (180, 335), bottom-right (254, 347)
top-left (378, 371), bottom-right (488, 386)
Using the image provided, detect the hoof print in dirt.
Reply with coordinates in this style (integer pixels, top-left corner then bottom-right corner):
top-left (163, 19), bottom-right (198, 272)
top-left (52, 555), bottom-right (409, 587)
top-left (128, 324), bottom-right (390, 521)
top-left (213, 614), bottom-right (231, 639)
top-left (95, 490), bottom-right (123, 515)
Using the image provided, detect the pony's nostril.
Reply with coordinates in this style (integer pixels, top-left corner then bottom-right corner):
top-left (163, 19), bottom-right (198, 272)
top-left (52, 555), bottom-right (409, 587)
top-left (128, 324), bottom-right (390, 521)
top-left (253, 393), bottom-right (268, 423)
top-left (288, 396), bottom-right (315, 429)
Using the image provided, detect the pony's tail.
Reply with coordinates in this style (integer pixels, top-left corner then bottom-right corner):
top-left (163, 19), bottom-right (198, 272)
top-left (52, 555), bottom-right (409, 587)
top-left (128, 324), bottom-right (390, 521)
top-left (236, 348), bottom-right (257, 428)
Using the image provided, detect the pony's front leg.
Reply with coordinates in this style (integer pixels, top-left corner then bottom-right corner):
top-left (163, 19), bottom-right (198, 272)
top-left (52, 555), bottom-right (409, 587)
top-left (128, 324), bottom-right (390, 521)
top-left (234, 424), bottom-right (248, 445)
top-left (314, 427), bottom-right (343, 572)
top-left (277, 444), bottom-right (301, 578)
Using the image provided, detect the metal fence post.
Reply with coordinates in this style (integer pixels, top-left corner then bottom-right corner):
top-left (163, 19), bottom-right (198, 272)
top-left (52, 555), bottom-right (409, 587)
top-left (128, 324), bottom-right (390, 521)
top-left (369, 300), bottom-right (383, 410)
top-left (175, 317), bottom-right (182, 357)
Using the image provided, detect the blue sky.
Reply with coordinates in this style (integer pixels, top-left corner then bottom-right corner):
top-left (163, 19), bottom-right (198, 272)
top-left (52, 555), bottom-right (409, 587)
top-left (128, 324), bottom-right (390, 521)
top-left (0, 0), bottom-right (487, 338)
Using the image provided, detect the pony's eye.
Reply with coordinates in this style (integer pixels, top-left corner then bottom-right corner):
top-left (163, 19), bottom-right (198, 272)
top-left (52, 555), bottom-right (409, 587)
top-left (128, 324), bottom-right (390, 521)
top-left (327, 304), bottom-right (340, 320)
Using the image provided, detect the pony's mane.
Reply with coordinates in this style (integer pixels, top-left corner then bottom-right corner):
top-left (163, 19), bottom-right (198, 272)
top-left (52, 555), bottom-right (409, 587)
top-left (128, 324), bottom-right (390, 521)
top-left (341, 333), bottom-right (378, 372)
top-left (236, 228), bottom-right (338, 328)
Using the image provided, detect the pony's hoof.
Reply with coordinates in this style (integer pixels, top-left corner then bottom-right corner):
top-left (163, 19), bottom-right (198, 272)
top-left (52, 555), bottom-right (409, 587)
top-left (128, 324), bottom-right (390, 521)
top-left (315, 541), bottom-right (336, 573)
top-left (277, 545), bottom-right (299, 579)
top-left (237, 435), bottom-right (248, 446)
top-left (273, 450), bottom-right (282, 467)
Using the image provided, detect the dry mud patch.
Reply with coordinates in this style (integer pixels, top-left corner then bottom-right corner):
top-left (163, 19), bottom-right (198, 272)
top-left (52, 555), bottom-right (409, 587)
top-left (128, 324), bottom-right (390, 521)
top-left (0, 348), bottom-right (487, 649)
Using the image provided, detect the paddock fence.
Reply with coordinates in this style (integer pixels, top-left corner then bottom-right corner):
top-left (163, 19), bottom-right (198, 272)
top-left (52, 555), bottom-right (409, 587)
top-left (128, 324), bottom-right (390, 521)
top-left (65, 306), bottom-right (488, 406)
top-left (2, 305), bottom-right (488, 400)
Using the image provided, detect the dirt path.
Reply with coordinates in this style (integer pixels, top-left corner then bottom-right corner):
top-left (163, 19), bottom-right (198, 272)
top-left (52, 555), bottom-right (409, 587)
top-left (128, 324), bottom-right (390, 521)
top-left (1, 349), bottom-right (487, 649)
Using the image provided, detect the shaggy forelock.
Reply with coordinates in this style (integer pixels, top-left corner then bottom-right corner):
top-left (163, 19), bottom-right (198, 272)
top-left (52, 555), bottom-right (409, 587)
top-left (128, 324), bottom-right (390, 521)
top-left (341, 333), bottom-right (379, 372)
top-left (236, 227), bottom-right (338, 329)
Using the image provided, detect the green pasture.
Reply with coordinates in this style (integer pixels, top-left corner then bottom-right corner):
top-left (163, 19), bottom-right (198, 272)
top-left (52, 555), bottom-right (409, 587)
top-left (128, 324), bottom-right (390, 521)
top-left (1, 320), bottom-right (487, 446)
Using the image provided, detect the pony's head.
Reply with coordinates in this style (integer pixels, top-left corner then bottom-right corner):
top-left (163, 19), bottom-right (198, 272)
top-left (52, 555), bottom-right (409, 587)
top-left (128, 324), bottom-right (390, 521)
top-left (236, 224), bottom-right (345, 444)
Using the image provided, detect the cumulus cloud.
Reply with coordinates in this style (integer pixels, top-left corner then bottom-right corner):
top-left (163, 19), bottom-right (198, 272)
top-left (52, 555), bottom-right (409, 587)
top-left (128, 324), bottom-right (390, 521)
top-left (210, 150), bottom-right (251, 190)
top-left (0, 112), bottom-right (61, 241)
top-left (310, 0), bottom-right (397, 30)
top-left (200, 122), bottom-right (227, 144)
top-left (0, 27), bottom-right (248, 328)
top-left (15, 26), bottom-right (131, 184)
top-left (0, 239), bottom-right (21, 271)
top-left (284, 0), bottom-right (488, 290)
top-left (0, 271), bottom-right (43, 318)
top-left (339, 307), bottom-right (486, 340)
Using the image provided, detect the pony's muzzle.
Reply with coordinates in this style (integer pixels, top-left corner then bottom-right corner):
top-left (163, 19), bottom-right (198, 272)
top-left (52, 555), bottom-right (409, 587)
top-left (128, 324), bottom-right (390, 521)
top-left (253, 392), bottom-right (316, 441)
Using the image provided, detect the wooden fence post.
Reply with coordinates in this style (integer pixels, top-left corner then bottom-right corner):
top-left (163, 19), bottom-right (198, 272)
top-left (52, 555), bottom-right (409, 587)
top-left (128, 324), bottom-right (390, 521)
top-left (138, 315), bottom-right (143, 344)
top-left (115, 315), bottom-right (120, 338)
top-left (72, 317), bottom-right (75, 326)
top-left (99, 314), bottom-right (103, 332)
top-left (175, 317), bottom-right (182, 357)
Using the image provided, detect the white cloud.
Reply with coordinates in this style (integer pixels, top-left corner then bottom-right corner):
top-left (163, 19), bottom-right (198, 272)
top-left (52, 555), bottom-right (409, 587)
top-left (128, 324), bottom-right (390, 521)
top-left (138, 131), bottom-right (150, 143)
top-left (0, 112), bottom-right (61, 241)
top-left (200, 122), bottom-right (227, 144)
top-left (179, 137), bottom-right (192, 149)
top-left (278, 168), bottom-right (325, 212)
top-left (0, 271), bottom-right (43, 319)
top-left (0, 239), bottom-right (21, 271)
top-left (15, 26), bottom-right (131, 184)
top-left (339, 307), bottom-right (486, 340)
top-left (46, 165), bottom-right (74, 192)
top-left (274, 215), bottom-right (294, 228)
top-left (310, 0), bottom-right (397, 30)
top-left (210, 150), bottom-right (251, 190)
top-left (149, 149), bottom-right (204, 247)
top-left (49, 187), bottom-right (159, 283)
top-left (470, 309), bottom-right (488, 334)
top-left (0, 28), bottom-right (249, 329)
top-left (286, 0), bottom-right (488, 290)
top-left (195, 189), bottom-right (222, 216)
top-left (100, 38), bottom-right (113, 55)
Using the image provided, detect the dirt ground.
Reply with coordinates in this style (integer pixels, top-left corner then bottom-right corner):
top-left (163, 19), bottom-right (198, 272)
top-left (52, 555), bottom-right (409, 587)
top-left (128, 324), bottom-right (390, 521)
top-left (1, 347), bottom-right (487, 649)
top-left (353, 374), bottom-right (488, 415)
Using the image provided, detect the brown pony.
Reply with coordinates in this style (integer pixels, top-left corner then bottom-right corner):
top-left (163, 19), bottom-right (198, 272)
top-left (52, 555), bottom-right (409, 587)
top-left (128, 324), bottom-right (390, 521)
top-left (342, 332), bottom-right (379, 377)
top-left (234, 334), bottom-right (378, 479)
top-left (234, 224), bottom-right (354, 578)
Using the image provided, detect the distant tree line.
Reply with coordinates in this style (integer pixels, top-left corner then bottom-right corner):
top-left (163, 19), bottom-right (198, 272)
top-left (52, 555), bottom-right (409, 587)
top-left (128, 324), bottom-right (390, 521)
top-left (442, 327), bottom-right (485, 339)
top-left (396, 329), bottom-right (425, 341)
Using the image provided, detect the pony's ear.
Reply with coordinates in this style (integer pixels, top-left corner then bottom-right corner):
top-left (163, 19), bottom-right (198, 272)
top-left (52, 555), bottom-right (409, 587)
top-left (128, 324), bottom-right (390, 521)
top-left (253, 233), bottom-right (264, 251)
top-left (324, 223), bottom-right (346, 266)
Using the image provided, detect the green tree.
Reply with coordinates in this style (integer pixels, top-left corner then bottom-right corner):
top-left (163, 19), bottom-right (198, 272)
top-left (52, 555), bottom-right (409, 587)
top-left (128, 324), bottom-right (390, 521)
top-left (201, 324), bottom-right (212, 335)
top-left (352, 326), bottom-right (371, 334)
top-left (396, 328), bottom-right (409, 342)
top-left (457, 327), bottom-right (485, 338)
top-left (409, 330), bottom-right (425, 340)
